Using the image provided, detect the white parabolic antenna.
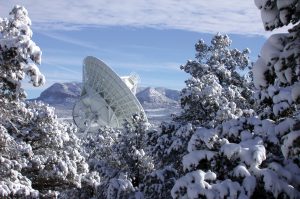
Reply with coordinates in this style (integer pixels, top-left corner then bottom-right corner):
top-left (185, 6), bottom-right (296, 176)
top-left (73, 56), bottom-right (147, 131)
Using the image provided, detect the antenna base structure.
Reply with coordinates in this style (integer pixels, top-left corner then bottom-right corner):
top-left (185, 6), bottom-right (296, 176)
top-left (73, 56), bottom-right (147, 132)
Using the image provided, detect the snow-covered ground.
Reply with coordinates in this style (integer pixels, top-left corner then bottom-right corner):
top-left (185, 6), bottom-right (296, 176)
top-left (55, 104), bottom-right (181, 127)
top-left (144, 105), bottom-right (181, 126)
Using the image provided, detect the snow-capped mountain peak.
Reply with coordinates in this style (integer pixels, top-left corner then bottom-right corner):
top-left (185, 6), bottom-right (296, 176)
top-left (35, 82), bottom-right (82, 105)
top-left (136, 87), bottom-right (178, 104)
top-left (33, 82), bottom-right (180, 106)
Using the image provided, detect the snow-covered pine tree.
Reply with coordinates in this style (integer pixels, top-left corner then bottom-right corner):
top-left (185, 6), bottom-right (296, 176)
top-left (171, 116), bottom-right (300, 199)
top-left (141, 158), bottom-right (179, 199)
top-left (0, 5), bottom-right (44, 101)
top-left (144, 34), bottom-right (254, 198)
top-left (172, 97), bottom-right (270, 198)
top-left (254, 0), bottom-right (300, 163)
top-left (0, 6), bottom-right (44, 198)
top-left (253, 0), bottom-right (300, 196)
top-left (117, 113), bottom-right (154, 188)
top-left (177, 33), bottom-right (253, 128)
top-left (82, 126), bottom-right (126, 198)
top-left (1, 100), bottom-right (101, 198)
top-left (106, 113), bottom-right (154, 199)
top-left (141, 122), bottom-right (190, 199)
top-left (151, 34), bottom-right (254, 171)
top-left (0, 118), bottom-right (39, 197)
top-left (0, 6), bottom-right (100, 198)
top-left (171, 1), bottom-right (300, 198)
top-left (82, 113), bottom-right (154, 199)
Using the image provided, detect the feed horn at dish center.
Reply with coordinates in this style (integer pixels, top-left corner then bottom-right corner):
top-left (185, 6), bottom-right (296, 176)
top-left (72, 56), bottom-right (147, 131)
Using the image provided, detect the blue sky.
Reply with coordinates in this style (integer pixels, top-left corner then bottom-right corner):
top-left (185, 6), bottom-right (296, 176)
top-left (1, 0), bottom-right (284, 98)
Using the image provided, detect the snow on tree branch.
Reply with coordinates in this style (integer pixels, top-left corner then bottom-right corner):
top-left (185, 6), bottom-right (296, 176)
top-left (0, 5), bottom-right (44, 100)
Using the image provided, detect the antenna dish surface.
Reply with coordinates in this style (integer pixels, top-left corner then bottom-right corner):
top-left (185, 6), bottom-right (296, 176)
top-left (73, 56), bottom-right (146, 131)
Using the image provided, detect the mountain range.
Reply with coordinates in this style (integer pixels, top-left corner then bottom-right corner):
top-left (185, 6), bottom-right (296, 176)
top-left (31, 82), bottom-right (181, 121)
top-left (36, 82), bottom-right (82, 105)
top-left (136, 87), bottom-right (178, 105)
top-left (34, 82), bottom-right (180, 106)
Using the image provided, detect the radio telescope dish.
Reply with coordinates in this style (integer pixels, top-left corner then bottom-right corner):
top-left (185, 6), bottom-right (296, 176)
top-left (73, 56), bottom-right (146, 131)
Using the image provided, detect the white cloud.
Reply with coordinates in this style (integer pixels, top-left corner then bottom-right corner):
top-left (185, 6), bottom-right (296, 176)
top-left (1, 0), bottom-right (271, 36)
top-left (40, 32), bottom-right (101, 50)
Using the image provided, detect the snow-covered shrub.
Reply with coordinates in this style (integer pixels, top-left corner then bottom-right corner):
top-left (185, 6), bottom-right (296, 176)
top-left (171, 121), bottom-right (260, 199)
top-left (172, 118), bottom-right (300, 199)
top-left (83, 126), bottom-right (121, 179)
top-left (0, 125), bottom-right (39, 198)
top-left (0, 99), bottom-right (99, 198)
top-left (148, 122), bottom-right (195, 172)
top-left (141, 166), bottom-right (178, 199)
top-left (177, 33), bottom-right (253, 127)
top-left (117, 114), bottom-right (154, 187)
top-left (81, 126), bottom-right (122, 198)
top-left (57, 171), bottom-right (101, 199)
top-left (18, 101), bottom-right (89, 190)
top-left (82, 113), bottom-right (154, 198)
top-left (143, 121), bottom-right (195, 198)
top-left (0, 98), bottom-right (100, 197)
top-left (107, 173), bottom-right (135, 199)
